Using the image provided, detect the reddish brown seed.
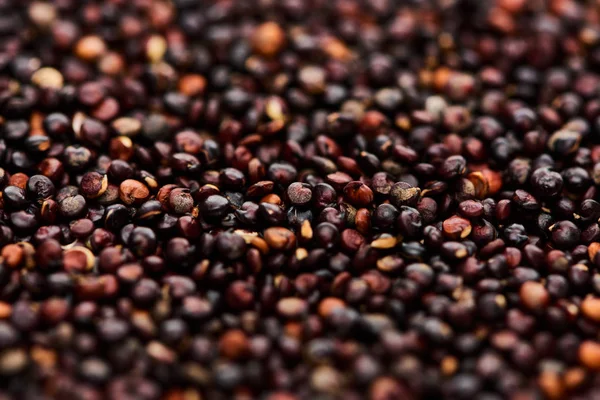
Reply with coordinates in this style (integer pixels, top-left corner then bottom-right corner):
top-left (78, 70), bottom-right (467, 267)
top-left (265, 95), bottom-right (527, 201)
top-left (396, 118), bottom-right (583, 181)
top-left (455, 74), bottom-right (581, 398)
top-left (264, 227), bottom-right (296, 251)
top-left (98, 52), bottom-right (124, 76)
top-left (369, 377), bottom-right (413, 400)
top-left (0, 244), bottom-right (25, 268)
top-left (537, 371), bottom-right (564, 400)
top-left (355, 208), bottom-right (371, 235)
top-left (581, 296), bottom-right (600, 322)
top-left (318, 297), bottom-right (346, 318)
top-left (219, 329), bottom-right (249, 360)
top-left (261, 194), bottom-right (282, 205)
top-left (563, 368), bottom-right (587, 391)
top-left (1, 244), bottom-right (24, 268)
top-left (442, 216), bottom-right (472, 239)
top-left (38, 158), bottom-right (64, 182)
top-left (0, 303), bottom-right (11, 320)
top-left (579, 340), bottom-right (600, 370)
top-left (75, 35), bottom-right (107, 61)
top-left (340, 229), bottom-right (365, 253)
top-left (40, 298), bottom-right (69, 325)
top-left (63, 246), bottom-right (95, 273)
top-left (343, 181), bottom-right (374, 207)
top-left (178, 74), bottom-right (207, 97)
top-left (321, 36), bottom-right (353, 61)
top-left (9, 173), bottom-right (29, 189)
top-left (499, 0), bottom-right (527, 12)
top-left (251, 22), bottom-right (286, 57)
top-left (109, 136), bottom-right (135, 160)
top-left (466, 171), bottom-right (490, 199)
top-left (119, 180), bottom-right (150, 205)
top-left (588, 242), bottom-right (600, 261)
top-left (519, 281), bottom-right (549, 312)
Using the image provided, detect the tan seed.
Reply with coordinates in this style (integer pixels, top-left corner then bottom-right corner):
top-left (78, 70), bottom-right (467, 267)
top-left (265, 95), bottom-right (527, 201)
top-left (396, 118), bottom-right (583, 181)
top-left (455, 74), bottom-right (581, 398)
top-left (147, 341), bottom-right (176, 364)
top-left (295, 248), bottom-right (308, 261)
top-left (31, 67), bottom-right (63, 89)
top-left (28, 2), bottom-right (56, 28)
top-left (371, 235), bottom-right (397, 249)
top-left (300, 220), bottom-right (313, 240)
top-left (311, 365), bottom-right (343, 394)
top-left (75, 35), bottom-right (107, 61)
top-left (112, 117), bottom-right (142, 137)
top-left (276, 297), bottom-right (307, 319)
top-left (0, 349), bottom-right (28, 374)
top-left (146, 35), bottom-right (167, 63)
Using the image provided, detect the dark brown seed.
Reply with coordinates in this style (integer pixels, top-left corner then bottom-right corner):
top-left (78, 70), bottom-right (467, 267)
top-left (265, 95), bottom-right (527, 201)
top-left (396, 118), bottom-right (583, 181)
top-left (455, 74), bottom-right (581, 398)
top-left (547, 130), bottom-right (581, 156)
top-left (390, 182), bottom-right (420, 208)
top-left (458, 200), bottom-right (484, 218)
top-left (80, 172), bottom-right (108, 199)
top-left (169, 188), bottom-right (194, 214)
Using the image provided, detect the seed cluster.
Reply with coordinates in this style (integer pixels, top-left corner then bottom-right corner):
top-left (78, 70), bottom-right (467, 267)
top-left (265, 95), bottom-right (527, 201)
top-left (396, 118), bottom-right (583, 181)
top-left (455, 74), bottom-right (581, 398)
top-left (1, 0), bottom-right (600, 399)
